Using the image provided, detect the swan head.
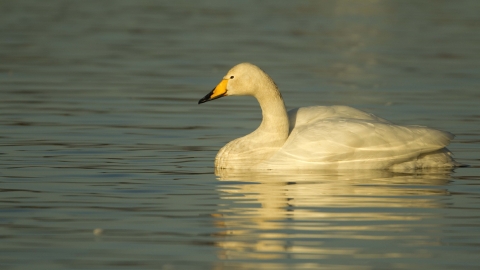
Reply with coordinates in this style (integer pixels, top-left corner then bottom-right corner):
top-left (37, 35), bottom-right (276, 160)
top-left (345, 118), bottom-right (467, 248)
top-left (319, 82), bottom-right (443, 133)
top-left (198, 63), bottom-right (275, 104)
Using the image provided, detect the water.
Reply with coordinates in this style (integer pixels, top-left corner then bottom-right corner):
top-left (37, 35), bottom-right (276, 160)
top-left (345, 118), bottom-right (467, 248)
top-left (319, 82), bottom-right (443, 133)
top-left (1, 1), bottom-right (480, 269)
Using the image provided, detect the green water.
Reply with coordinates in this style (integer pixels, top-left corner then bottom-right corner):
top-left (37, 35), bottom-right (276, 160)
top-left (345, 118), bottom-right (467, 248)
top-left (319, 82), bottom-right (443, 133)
top-left (1, 1), bottom-right (480, 269)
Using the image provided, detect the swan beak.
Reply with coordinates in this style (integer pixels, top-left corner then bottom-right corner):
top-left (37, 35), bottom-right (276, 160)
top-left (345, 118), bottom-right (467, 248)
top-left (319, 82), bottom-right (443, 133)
top-left (198, 79), bottom-right (228, 104)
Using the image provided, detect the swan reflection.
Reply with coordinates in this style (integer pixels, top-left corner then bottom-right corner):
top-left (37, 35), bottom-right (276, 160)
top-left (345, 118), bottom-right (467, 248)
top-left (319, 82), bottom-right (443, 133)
top-left (212, 168), bottom-right (452, 262)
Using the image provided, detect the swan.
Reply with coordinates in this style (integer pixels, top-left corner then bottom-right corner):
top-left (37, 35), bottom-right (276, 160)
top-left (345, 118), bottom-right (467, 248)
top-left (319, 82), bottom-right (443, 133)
top-left (198, 63), bottom-right (457, 171)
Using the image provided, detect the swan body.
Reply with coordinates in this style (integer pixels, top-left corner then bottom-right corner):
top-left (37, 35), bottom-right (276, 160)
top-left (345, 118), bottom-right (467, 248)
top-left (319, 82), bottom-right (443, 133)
top-left (199, 63), bottom-right (457, 171)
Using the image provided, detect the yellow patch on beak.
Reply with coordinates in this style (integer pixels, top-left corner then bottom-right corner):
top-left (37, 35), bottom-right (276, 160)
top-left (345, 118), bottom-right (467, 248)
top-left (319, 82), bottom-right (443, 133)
top-left (198, 79), bottom-right (229, 104)
top-left (211, 79), bottom-right (228, 99)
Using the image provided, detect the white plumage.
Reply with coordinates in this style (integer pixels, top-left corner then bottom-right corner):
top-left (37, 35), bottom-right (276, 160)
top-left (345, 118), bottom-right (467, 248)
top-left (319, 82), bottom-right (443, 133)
top-left (199, 63), bottom-right (457, 171)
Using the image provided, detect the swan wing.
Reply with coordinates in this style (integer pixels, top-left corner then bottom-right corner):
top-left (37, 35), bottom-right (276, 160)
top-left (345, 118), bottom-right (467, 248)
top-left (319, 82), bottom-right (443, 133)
top-left (268, 106), bottom-right (453, 169)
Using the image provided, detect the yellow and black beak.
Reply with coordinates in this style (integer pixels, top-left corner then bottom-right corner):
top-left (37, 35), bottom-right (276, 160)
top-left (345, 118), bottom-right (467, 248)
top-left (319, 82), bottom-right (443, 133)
top-left (198, 79), bottom-right (228, 104)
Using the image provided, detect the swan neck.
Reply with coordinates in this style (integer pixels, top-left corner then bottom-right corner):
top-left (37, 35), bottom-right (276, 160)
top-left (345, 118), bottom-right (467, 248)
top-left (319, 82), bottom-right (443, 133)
top-left (255, 85), bottom-right (289, 142)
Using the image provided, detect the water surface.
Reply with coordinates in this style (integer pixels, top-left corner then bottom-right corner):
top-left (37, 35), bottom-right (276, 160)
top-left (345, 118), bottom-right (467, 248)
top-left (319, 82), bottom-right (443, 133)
top-left (1, 1), bottom-right (480, 269)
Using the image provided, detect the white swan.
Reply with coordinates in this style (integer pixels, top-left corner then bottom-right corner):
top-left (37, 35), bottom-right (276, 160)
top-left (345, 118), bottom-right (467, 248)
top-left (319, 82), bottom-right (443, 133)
top-left (199, 63), bottom-right (457, 171)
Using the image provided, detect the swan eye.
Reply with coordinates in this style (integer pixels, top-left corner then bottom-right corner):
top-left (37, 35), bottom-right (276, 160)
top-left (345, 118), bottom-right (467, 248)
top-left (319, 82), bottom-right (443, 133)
top-left (230, 76), bottom-right (234, 79)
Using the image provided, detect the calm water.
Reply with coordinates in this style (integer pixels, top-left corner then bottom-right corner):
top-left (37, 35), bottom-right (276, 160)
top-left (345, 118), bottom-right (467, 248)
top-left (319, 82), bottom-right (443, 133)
top-left (1, 1), bottom-right (480, 269)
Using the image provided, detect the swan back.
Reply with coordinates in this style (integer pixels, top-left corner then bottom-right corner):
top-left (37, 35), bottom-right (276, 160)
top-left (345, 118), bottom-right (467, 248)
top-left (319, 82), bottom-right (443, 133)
top-left (288, 105), bottom-right (391, 132)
